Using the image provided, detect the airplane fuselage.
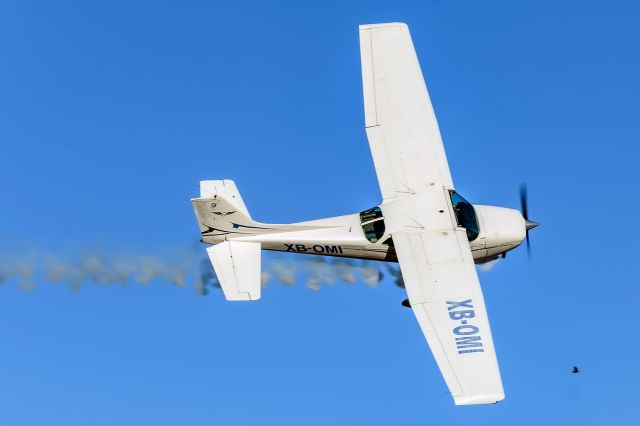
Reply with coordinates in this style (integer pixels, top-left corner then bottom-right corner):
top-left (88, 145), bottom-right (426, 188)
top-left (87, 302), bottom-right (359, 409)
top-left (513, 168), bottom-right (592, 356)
top-left (200, 201), bottom-right (527, 265)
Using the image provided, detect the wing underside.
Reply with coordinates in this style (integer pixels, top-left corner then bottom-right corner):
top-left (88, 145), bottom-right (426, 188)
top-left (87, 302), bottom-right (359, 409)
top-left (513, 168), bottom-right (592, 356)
top-left (393, 228), bottom-right (504, 405)
top-left (359, 23), bottom-right (504, 404)
top-left (359, 23), bottom-right (453, 201)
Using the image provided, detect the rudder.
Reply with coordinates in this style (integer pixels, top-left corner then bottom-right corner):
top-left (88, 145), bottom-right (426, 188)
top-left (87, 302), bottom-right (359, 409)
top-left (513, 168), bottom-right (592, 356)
top-left (199, 180), bottom-right (250, 217)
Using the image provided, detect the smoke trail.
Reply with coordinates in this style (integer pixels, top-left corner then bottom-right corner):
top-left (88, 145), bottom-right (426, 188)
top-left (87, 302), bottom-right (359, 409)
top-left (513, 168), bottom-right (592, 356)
top-left (385, 264), bottom-right (405, 288)
top-left (195, 256), bottom-right (220, 296)
top-left (259, 256), bottom-right (393, 292)
top-left (0, 260), bottom-right (37, 292)
top-left (0, 247), bottom-right (404, 295)
top-left (0, 246), bottom-right (503, 296)
top-left (0, 248), bottom-right (193, 293)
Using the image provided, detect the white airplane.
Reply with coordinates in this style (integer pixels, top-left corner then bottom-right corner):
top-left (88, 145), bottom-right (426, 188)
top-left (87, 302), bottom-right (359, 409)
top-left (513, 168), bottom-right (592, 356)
top-left (192, 23), bottom-right (538, 405)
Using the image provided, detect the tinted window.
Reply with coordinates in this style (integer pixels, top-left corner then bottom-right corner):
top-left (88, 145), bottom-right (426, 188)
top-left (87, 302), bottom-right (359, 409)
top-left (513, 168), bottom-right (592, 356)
top-left (359, 206), bottom-right (383, 223)
top-left (359, 207), bottom-right (386, 243)
top-left (449, 191), bottom-right (480, 241)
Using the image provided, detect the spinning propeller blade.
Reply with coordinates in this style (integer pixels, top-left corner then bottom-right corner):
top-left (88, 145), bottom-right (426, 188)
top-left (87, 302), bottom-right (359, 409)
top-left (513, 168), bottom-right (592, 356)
top-left (519, 184), bottom-right (539, 257)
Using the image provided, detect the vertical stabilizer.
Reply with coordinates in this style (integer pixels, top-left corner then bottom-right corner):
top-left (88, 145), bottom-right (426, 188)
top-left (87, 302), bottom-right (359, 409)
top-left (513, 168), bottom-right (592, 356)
top-left (200, 180), bottom-right (250, 217)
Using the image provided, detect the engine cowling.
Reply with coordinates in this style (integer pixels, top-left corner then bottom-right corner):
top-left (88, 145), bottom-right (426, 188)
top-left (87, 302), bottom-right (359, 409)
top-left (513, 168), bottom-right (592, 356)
top-left (471, 205), bottom-right (526, 260)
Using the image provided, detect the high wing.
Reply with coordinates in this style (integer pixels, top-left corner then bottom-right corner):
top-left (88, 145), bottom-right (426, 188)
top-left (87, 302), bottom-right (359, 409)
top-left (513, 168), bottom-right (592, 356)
top-left (359, 23), bottom-right (453, 200)
top-left (359, 23), bottom-right (504, 405)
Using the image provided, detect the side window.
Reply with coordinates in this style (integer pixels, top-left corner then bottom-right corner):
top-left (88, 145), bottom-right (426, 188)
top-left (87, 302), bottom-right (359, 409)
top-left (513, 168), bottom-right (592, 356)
top-left (449, 191), bottom-right (480, 241)
top-left (359, 206), bottom-right (382, 223)
top-left (359, 207), bottom-right (386, 243)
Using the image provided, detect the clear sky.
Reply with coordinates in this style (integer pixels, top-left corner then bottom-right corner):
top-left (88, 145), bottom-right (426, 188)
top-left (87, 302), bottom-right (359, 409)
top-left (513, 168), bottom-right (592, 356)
top-left (1, 0), bottom-right (638, 424)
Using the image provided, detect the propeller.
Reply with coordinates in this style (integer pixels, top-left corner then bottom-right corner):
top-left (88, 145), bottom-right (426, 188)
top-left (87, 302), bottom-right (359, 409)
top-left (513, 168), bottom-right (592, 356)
top-left (519, 184), bottom-right (539, 257)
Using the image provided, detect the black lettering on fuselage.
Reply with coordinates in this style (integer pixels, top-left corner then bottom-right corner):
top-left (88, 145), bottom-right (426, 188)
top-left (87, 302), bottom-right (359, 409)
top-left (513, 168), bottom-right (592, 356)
top-left (282, 244), bottom-right (344, 255)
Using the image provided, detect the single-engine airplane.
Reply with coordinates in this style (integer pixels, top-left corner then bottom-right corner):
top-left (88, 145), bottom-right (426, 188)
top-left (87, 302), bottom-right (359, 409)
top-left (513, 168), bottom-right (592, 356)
top-left (192, 23), bottom-right (538, 405)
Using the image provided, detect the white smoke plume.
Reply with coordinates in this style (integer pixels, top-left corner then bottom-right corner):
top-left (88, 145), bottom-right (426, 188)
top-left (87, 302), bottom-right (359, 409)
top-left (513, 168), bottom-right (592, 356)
top-left (258, 256), bottom-right (388, 292)
top-left (385, 264), bottom-right (405, 288)
top-left (0, 249), bottom-right (191, 293)
top-left (0, 247), bottom-right (403, 296)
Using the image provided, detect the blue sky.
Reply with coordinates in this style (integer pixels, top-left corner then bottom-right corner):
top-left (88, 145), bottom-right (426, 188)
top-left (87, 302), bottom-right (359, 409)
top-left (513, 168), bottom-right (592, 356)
top-left (1, 0), bottom-right (639, 424)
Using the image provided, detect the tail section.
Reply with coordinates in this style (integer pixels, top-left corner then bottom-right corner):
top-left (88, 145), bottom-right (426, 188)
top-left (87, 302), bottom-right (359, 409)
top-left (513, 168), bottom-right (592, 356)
top-left (192, 179), bottom-right (324, 301)
top-left (192, 180), bottom-right (265, 301)
top-left (192, 180), bottom-right (274, 242)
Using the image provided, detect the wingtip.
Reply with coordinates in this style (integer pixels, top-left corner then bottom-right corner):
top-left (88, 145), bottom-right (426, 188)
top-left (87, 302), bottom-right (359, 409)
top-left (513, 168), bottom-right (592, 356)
top-left (454, 393), bottom-right (505, 406)
top-left (359, 22), bottom-right (408, 31)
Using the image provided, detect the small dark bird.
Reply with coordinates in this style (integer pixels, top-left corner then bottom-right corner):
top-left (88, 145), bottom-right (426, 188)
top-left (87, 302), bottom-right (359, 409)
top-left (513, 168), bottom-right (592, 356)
top-left (572, 366), bottom-right (579, 374)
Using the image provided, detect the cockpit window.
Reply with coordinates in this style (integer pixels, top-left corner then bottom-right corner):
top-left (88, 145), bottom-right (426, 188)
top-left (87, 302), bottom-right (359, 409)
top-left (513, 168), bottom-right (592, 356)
top-left (449, 191), bottom-right (480, 241)
top-left (359, 206), bottom-right (386, 243)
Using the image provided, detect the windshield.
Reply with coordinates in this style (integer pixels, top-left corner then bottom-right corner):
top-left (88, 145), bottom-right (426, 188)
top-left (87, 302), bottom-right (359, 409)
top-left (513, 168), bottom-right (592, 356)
top-left (449, 191), bottom-right (480, 241)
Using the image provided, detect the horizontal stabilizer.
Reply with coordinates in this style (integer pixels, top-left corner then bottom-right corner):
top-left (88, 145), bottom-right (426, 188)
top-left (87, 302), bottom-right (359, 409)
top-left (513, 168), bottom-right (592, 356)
top-left (207, 241), bottom-right (261, 301)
